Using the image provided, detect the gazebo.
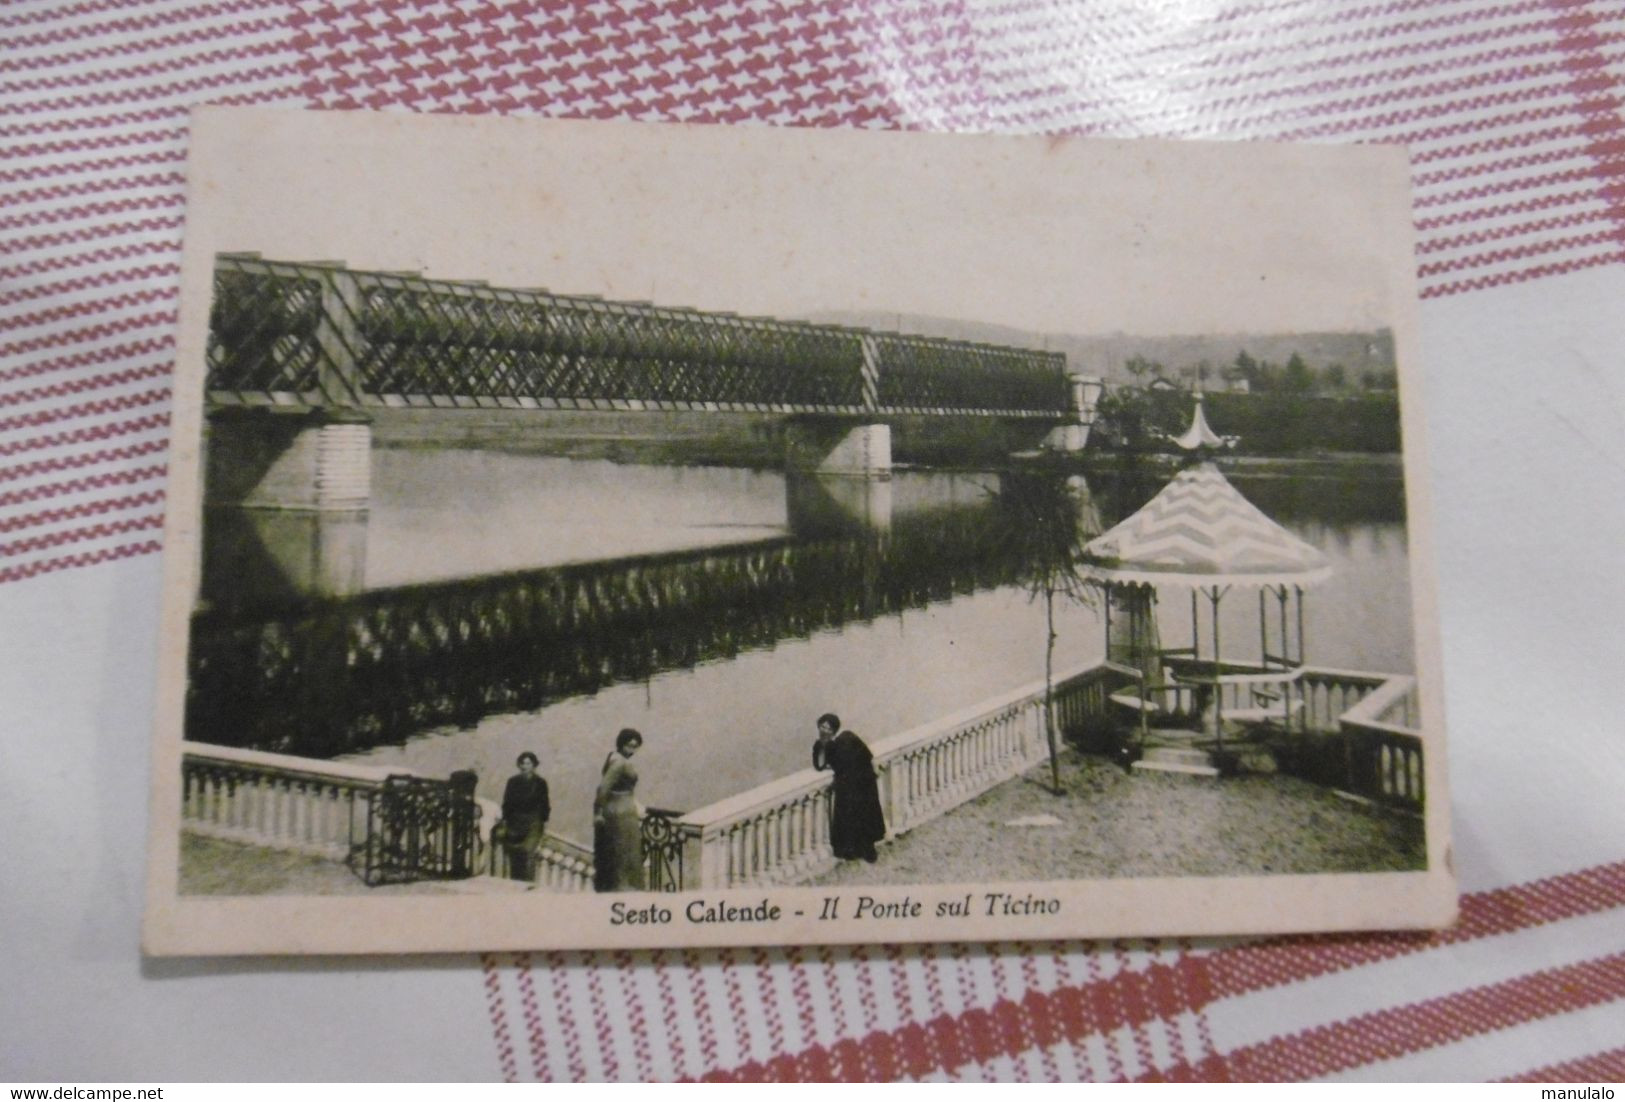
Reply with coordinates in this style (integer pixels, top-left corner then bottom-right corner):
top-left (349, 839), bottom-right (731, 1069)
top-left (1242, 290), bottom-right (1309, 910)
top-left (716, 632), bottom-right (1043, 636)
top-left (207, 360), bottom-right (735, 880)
top-left (1084, 393), bottom-right (1331, 772)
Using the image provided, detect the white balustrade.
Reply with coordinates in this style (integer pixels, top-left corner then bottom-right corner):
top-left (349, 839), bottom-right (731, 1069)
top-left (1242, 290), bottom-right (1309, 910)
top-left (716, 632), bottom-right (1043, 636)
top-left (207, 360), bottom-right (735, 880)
top-left (1336, 673), bottom-right (1424, 808)
top-left (534, 836), bottom-right (594, 893)
top-left (679, 661), bottom-right (1115, 889)
top-left (1337, 672), bottom-right (1420, 734)
top-left (182, 743), bottom-right (500, 861)
top-left (182, 744), bottom-right (395, 859)
top-left (1295, 666), bottom-right (1390, 733)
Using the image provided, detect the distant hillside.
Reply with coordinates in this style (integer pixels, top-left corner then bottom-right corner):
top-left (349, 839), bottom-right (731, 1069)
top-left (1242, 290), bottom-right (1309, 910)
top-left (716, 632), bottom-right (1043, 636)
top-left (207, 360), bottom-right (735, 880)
top-left (804, 310), bottom-right (1395, 384)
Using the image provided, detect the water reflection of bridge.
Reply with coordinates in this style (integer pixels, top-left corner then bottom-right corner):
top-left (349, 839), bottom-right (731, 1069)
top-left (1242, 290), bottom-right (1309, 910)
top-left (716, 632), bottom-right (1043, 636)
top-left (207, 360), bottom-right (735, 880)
top-left (187, 495), bottom-right (1028, 757)
top-left (188, 465), bottom-right (1409, 758)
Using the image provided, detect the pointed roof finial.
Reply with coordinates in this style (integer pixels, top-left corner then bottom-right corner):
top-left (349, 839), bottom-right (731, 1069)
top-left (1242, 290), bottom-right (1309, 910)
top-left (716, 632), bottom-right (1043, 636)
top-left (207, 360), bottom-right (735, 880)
top-left (1171, 387), bottom-right (1227, 453)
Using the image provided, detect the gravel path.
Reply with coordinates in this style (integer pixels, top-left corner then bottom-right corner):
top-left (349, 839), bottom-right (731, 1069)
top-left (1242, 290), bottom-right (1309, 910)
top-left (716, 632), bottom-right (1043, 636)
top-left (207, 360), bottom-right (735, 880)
top-left (814, 752), bottom-right (1425, 887)
top-left (179, 835), bottom-right (523, 896)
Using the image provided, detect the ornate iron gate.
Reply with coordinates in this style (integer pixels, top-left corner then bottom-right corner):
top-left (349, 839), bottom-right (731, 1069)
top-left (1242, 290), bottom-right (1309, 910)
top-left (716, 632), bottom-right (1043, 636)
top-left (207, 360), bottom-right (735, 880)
top-left (355, 773), bottom-right (481, 886)
top-left (641, 809), bottom-right (688, 892)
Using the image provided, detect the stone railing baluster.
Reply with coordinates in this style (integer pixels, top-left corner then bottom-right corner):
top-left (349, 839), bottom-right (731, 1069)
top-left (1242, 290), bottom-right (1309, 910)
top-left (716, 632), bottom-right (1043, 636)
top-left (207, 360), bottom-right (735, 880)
top-left (677, 660), bottom-right (1119, 888)
top-left (661, 662), bottom-right (1423, 890)
top-left (1318, 670), bottom-right (1422, 812)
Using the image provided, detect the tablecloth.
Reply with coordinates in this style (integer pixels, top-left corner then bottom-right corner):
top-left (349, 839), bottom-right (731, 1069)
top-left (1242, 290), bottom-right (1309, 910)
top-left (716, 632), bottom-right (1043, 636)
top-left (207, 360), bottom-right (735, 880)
top-left (4, 0), bottom-right (1624, 1082)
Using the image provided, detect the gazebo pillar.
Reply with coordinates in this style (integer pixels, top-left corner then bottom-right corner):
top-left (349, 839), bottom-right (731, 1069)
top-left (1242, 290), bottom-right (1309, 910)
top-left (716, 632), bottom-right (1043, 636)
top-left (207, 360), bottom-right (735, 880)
top-left (1208, 586), bottom-right (1226, 751)
top-left (1106, 582), bottom-right (1161, 685)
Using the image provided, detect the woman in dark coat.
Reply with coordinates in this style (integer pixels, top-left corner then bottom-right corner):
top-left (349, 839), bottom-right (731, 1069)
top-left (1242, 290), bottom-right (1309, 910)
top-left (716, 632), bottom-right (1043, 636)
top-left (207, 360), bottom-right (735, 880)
top-left (813, 712), bottom-right (885, 863)
top-left (501, 751), bottom-right (551, 882)
top-left (593, 728), bottom-right (647, 892)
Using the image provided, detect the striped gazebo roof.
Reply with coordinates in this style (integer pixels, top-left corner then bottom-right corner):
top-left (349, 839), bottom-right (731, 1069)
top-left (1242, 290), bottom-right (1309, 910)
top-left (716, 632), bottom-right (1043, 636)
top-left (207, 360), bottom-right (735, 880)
top-left (1083, 461), bottom-right (1330, 588)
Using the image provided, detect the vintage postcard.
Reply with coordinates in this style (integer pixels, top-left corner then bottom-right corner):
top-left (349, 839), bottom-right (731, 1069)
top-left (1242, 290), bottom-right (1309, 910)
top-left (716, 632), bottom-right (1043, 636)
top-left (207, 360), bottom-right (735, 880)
top-left (143, 107), bottom-right (1454, 955)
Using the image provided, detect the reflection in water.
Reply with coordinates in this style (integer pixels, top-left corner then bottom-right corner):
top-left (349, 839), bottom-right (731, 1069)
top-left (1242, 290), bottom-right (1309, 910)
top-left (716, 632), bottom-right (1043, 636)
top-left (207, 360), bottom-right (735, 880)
top-left (350, 584), bottom-right (1101, 842)
top-left (367, 452), bottom-right (788, 586)
top-left (188, 451), bottom-right (1413, 840)
top-left (201, 506), bottom-right (369, 611)
top-left (187, 496), bottom-right (1026, 758)
top-left (363, 451), bottom-right (1001, 586)
top-left (1230, 472), bottom-right (1407, 526)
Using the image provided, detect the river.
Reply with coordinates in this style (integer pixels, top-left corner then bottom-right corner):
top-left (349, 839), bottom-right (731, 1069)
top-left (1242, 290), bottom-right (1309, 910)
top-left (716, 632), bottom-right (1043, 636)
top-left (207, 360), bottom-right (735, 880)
top-left (320, 448), bottom-right (1415, 843)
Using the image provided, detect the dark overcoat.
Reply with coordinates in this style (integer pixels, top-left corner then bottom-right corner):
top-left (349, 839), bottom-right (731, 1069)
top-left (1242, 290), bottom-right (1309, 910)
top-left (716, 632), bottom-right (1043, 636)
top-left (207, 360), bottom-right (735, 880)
top-left (814, 730), bottom-right (886, 859)
top-left (501, 773), bottom-right (551, 848)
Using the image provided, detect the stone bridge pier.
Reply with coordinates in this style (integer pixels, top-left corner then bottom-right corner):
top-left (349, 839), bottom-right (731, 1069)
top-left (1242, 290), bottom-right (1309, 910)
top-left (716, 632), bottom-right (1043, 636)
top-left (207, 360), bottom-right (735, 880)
top-left (782, 404), bottom-right (894, 540)
top-left (199, 407), bottom-right (372, 609)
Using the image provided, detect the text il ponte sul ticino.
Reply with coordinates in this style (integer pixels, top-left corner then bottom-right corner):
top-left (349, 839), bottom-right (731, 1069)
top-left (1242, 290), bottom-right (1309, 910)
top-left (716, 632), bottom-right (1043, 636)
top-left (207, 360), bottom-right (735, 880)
top-left (608, 891), bottom-right (1062, 927)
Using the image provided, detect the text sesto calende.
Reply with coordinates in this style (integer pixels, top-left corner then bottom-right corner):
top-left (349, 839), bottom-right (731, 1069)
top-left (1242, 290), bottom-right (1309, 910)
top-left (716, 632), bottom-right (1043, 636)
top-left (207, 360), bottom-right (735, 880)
top-left (609, 892), bottom-right (1061, 927)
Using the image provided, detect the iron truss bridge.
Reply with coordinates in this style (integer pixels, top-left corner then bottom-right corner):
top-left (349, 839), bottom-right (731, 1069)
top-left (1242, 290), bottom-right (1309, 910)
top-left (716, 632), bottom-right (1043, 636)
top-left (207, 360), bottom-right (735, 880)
top-left (206, 255), bottom-right (1072, 417)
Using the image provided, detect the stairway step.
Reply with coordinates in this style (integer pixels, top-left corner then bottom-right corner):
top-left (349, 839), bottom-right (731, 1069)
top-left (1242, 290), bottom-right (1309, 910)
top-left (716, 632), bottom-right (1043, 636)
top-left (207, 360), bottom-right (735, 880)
top-left (437, 875), bottom-right (535, 894)
top-left (1109, 691), bottom-right (1161, 715)
top-left (1142, 747), bottom-right (1215, 768)
top-left (1132, 759), bottom-right (1221, 778)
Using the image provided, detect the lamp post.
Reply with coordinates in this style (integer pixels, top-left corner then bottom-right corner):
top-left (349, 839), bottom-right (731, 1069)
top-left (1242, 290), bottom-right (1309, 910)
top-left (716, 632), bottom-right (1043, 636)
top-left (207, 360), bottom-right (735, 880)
top-left (1056, 373), bottom-right (1105, 451)
top-left (1073, 374), bottom-right (1105, 430)
top-left (1043, 373), bottom-right (1107, 453)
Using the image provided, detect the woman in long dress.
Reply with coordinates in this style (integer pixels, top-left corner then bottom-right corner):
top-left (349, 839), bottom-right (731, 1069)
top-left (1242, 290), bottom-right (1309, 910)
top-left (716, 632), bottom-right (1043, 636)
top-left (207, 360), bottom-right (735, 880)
top-left (813, 712), bottom-right (885, 863)
top-left (593, 727), bottom-right (646, 892)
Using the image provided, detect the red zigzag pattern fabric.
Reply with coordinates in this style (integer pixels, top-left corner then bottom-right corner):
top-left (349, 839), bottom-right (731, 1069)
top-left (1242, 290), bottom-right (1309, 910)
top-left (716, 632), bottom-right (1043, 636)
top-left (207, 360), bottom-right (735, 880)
top-left (9, 0), bottom-right (1625, 583)
top-left (10, 0), bottom-right (1625, 585)
top-left (475, 861), bottom-right (1625, 1081)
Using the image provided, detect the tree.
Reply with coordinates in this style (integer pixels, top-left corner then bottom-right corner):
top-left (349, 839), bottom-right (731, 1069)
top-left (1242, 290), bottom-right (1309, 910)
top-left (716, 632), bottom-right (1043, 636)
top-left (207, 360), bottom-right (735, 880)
top-left (1097, 386), bottom-right (1182, 453)
top-left (1232, 350), bottom-right (1260, 390)
top-left (1325, 362), bottom-right (1347, 391)
top-left (996, 471), bottom-right (1098, 795)
top-left (1123, 354), bottom-right (1161, 383)
top-left (1283, 352), bottom-right (1314, 393)
top-left (1255, 358), bottom-right (1284, 392)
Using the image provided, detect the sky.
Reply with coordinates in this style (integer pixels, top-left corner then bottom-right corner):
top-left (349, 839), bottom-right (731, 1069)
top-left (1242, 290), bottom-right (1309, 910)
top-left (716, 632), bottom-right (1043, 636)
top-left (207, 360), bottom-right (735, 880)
top-left (189, 109), bottom-right (1415, 340)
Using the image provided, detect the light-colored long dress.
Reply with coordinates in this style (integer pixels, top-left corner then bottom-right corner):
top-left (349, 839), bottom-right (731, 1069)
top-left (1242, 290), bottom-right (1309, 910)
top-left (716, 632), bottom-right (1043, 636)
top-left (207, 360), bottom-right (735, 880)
top-left (593, 753), bottom-right (645, 892)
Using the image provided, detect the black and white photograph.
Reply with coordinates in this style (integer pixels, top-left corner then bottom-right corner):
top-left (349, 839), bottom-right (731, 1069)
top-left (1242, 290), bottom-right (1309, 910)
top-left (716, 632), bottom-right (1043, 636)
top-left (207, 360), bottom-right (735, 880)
top-left (143, 109), bottom-right (1453, 954)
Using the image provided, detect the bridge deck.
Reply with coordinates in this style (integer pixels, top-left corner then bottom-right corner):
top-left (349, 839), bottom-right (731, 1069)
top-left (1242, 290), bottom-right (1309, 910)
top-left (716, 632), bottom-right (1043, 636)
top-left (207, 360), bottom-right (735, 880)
top-left (205, 255), bottom-right (1074, 418)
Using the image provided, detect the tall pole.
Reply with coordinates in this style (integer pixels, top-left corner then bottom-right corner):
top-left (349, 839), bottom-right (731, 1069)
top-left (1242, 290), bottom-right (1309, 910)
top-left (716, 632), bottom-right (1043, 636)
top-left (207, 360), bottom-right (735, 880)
top-left (1296, 585), bottom-right (1308, 733)
top-left (1103, 582), bottom-right (1113, 660)
top-left (1045, 584), bottom-right (1061, 795)
top-left (1279, 586), bottom-right (1289, 669)
top-left (1296, 585), bottom-right (1306, 666)
top-left (1211, 587), bottom-right (1224, 757)
top-left (1259, 588), bottom-right (1268, 667)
